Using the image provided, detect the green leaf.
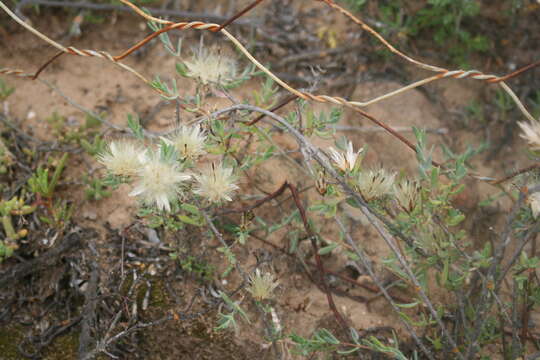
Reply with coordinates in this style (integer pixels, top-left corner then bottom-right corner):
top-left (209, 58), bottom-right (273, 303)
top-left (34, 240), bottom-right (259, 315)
top-left (127, 114), bottom-right (144, 140)
top-left (48, 153), bottom-right (68, 197)
top-left (318, 243), bottom-right (338, 255)
top-left (395, 301), bottom-right (419, 309)
top-left (177, 215), bottom-right (202, 226)
top-left (181, 203), bottom-right (200, 215)
top-left (345, 197), bottom-right (362, 209)
top-left (317, 329), bottom-right (339, 345)
top-left (446, 209), bottom-right (465, 226)
top-left (288, 230), bottom-right (299, 254)
top-left (176, 62), bottom-right (188, 77)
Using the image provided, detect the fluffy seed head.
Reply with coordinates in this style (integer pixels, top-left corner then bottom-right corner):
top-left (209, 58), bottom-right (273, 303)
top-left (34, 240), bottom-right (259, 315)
top-left (98, 140), bottom-right (145, 177)
top-left (328, 141), bottom-right (363, 172)
top-left (518, 120), bottom-right (540, 151)
top-left (356, 168), bottom-right (396, 201)
top-left (194, 163), bottom-right (239, 203)
top-left (394, 179), bottom-right (420, 212)
top-left (129, 154), bottom-right (191, 212)
top-left (161, 124), bottom-right (207, 160)
top-left (529, 192), bottom-right (540, 219)
top-left (246, 269), bottom-right (279, 301)
top-left (184, 48), bottom-right (237, 85)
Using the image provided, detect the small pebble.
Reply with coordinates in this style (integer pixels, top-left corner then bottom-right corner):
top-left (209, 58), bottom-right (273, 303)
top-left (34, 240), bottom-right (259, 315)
top-left (83, 211), bottom-right (97, 220)
top-left (146, 228), bottom-right (160, 244)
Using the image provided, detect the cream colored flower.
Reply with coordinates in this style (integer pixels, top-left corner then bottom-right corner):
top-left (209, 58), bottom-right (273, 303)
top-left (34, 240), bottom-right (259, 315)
top-left (356, 168), bottom-right (395, 201)
top-left (394, 179), bottom-right (420, 212)
top-left (328, 141), bottom-right (363, 172)
top-left (246, 269), bottom-right (279, 301)
top-left (194, 163), bottom-right (239, 203)
top-left (184, 48), bottom-right (237, 85)
top-left (129, 154), bottom-right (191, 212)
top-left (518, 120), bottom-right (540, 151)
top-left (161, 124), bottom-right (207, 160)
top-left (98, 140), bottom-right (145, 177)
top-left (529, 192), bottom-right (540, 219)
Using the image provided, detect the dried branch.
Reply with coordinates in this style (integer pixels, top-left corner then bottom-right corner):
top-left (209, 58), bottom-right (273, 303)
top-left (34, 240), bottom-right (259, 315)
top-left (335, 216), bottom-right (435, 360)
top-left (0, 228), bottom-right (95, 288)
top-left (78, 256), bottom-right (100, 358)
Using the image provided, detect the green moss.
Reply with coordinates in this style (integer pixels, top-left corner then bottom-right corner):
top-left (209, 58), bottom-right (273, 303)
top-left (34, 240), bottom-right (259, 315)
top-left (0, 324), bottom-right (80, 360)
top-left (149, 278), bottom-right (169, 308)
top-left (43, 332), bottom-right (79, 360)
top-left (0, 325), bottom-right (25, 360)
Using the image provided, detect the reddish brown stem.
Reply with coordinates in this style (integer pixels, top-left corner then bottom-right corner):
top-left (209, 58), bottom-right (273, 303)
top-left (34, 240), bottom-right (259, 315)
top-left (114, 22), bottom-right (203, 61)
top-left (228, 180), bottom-right (348, 329)
top-left (250, 232), bottom-right (411, 303)
top-left (491, 164), bottom-right (540, 185)
top-left (32, 51), bottom-right (65, 80)
top-left (216, 0), bottom-right (265, 32)
top-left (489, 59), bottom-right (540, 83)
top-left (247, 94), bottom-right (298, 126)
top-left (286, 182), bottom-right (349, 330)
top-left (349, 105), bottom-right (442, 168)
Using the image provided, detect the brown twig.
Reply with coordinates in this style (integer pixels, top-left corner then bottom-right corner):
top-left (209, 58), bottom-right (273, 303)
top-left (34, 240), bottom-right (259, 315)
top-left (78, 258), bottom-right (99, 358)
top-left (0, 228), bottom-right (93, 288)
top-left (249, 232), bottom-right (411, 303)
top-left (286, 182), bottom-right (349, 330)
top-left (226, 180), bottom-right (348, 329)
top-left (32, 50), bottom-right (64, 79)
top-left (491, 59), bottom-right (540, 83)
top-left (247, 94), bottom-right (298, 126)
top-left (216, 0), bottom-right (265, 32)
top-left (491, 164), bottom-right (540, 185)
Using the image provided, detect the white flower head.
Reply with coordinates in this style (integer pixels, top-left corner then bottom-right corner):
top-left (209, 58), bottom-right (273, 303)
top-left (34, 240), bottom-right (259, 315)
top-left (394, 179), bottom-right (420, 212)
top-left (518, 120), bottom-right (540, 151)
top-left (183, 48), bottom-right (237, 86)
top-left (98, 140), bottom-right (146, 177)
top-left (328, 141), bottom-right (363, 172)
top-left (129, 152), bottom-right (191, 212)
top-left (194, 162), bottom-right (239, 203)
top-left (247, 269), bottom-right (279, 301)
top-left (356, 168), bottom-right (396, 201)
top-left (529, 192), bottom-right (540, 219)
top-left (161, 124), bottom-right (207, 160)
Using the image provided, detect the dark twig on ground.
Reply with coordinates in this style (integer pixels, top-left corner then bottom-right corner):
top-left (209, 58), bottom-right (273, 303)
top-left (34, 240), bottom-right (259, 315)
top-left (18, 315), bottom-right (83, 358)
top-left (0, 227), bottom-right (95, 288)
top-left (78, 251), bottom-right (100, 358)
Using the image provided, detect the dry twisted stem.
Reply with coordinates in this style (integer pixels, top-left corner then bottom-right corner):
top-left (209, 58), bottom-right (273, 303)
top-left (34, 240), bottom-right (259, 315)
top-left (0, 0), bottom-right (537, 144)
top-left (319, 0), bottom-right (538, 122)
top-left (0, 0), bottom-right (163, 95)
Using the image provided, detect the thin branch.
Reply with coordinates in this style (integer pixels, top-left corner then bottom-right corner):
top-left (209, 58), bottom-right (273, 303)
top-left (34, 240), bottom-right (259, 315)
top-left (227, 103), bottom-right (462, 356)
top-left (216, 0), bottom-right (265, 31)
top-left (491, 164), bottom-right (540, 185)
top-left (335, 216), bottom-right (435, 360)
